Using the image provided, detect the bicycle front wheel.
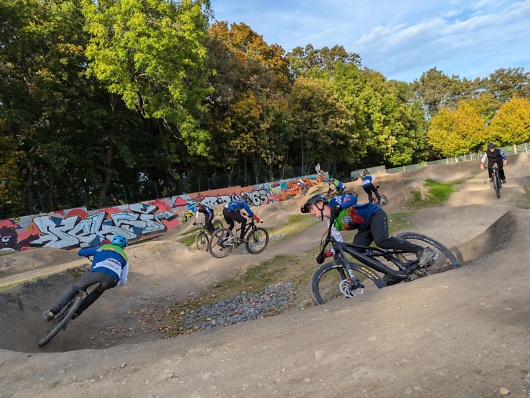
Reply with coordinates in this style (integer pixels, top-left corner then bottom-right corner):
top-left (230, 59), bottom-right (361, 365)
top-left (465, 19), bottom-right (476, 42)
top-left (380, 195), bottom-right (388, 205)
top-left (311, 261), bottom-right (375, 305)
top-left (38, 293), bottom-right (84, 347)
top-left (208, 228), bottom-right (235, 258)
top-left (395, 232), bottom-right (460, 274)
top-left (494, 175), bottom-right (501, 198)
top-left (213, 219), bottom-right (224, 230)
top-left (195, 231), bottom-right (209, 251)
top-left (245, 227), bottom-right (269, 254)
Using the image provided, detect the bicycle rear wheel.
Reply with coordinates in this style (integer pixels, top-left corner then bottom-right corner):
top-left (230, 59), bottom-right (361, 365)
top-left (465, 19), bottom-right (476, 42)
top-left (245, 227), bottom-right (269, 254)
top-left (311, 261), bottom-right (376, 305)
top-left (38, 293), bottom-right (84, 347)
top-left (395, 232), bottom-right (460, 275)
top-left (195, 231), bottom-right (209, 251)
top-left (208, 228), bottom-right (235, 258)
top-left (379, 195), bottom-right (388, 205)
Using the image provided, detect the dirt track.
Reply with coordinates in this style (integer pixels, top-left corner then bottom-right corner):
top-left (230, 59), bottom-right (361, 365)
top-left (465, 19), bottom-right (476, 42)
top-left (0, 154), bottom-right (529, 397)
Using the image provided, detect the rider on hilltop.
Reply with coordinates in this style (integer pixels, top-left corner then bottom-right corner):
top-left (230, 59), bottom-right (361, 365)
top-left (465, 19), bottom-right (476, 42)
top-left (193, 203), bottom-right (215, 234)
top-left (300, 193), bottom-right (436, 267)
top-left (223, 193), bottom-right (262, 242)
top-left (480, 142), bottom-right (507, 184)
top-left (43, 234), bottom-right (130, 321)
top-left (361, 169), bottom-right (382, 204)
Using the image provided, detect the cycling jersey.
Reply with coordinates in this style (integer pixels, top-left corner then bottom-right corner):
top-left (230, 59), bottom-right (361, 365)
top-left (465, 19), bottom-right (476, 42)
top-left (224, 198), bottom-right (255, 217)
top-left (78, 244), bottom-right (129, 284)
top-left (195, 205), bottom-right (214, 222)
top-left (333, 203), bottom-right (381, 231)
top-left (361, 175), bottom-right (376, 187)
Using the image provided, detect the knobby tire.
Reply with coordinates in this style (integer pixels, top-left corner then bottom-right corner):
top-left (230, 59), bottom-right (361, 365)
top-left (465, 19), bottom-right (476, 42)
top-left (245, 227), bottom-right (269, 254)
top-left (195, 231), bottom-right (209, 251)
top-left (396, 232), bottom-right (460, 273)
top-left (208, 228), bottom-right (235, 258)
top-left (38, 293), bottom-right (84, 347)
top-left (494, 175), bottom-right (501, 198)
top-left (311, 261), bottom-right (376, 305)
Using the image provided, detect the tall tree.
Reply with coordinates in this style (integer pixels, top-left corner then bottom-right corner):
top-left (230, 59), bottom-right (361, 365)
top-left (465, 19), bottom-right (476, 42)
top-left (488, 97), bottom-right (530, 145)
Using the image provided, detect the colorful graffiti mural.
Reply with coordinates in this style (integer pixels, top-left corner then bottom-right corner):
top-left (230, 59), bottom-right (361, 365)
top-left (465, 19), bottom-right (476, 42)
top-left (0, 174), bottom-right (326, 251)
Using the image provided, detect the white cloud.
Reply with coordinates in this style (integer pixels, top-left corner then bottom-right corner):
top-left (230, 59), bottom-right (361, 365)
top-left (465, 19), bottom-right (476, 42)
top-left (210, 0), bottom-right (530, 82)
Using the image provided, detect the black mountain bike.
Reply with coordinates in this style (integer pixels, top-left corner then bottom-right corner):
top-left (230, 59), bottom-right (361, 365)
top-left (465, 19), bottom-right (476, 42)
top-left (195, 220), bottom-right (224, 251)
top-left (490, 164), bottom-right (502, 198)
top-left (311, 225), bottom-right (460, 305)
top-left (208, 218), bottom-right (269, 258)
top-left (38, 289), bottom-right (87, 347)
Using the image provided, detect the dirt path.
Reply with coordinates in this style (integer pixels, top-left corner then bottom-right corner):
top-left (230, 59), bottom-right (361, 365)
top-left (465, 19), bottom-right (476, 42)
top-left (1, 154), bottom-right (529, 397)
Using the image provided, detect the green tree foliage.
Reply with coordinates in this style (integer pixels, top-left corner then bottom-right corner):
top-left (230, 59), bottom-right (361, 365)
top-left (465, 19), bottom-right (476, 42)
top-left (482, 67), bottom-right (530, 103)
top-left (428, 101), bottom-right (486, 156)
top-left (288, 44), bottom-right (361, 78)
top-left (488, 97), bottom-right (530, 145)
top-left (82, 0), bottom-right (212, 155)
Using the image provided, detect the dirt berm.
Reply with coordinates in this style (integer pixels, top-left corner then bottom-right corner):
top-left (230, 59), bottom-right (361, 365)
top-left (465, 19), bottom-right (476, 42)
top-left (0, 154), bottom-right (529, 397)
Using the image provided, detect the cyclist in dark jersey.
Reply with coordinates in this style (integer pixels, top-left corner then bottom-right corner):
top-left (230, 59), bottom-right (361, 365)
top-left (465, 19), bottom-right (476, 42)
top-left (480, 142), bottom-right (507, 184)
top-left (193, 203), bottom-right (215, 234)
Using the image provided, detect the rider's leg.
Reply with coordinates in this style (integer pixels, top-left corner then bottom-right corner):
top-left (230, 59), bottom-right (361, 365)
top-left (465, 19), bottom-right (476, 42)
top-left (230, 211), bottom-right (247, 240)
top-left (362, 186), bottom-right (373, 203)
top-left (497, 160), bottom-right (506, 180)
top-left (75, 272), bottom-right (118, 315)
top-left (205, 217), bottom-right (215, 234)
top-left (223, 208), bottom-right (235, 237)
top-left (364, 210), bottom-right (422, 253)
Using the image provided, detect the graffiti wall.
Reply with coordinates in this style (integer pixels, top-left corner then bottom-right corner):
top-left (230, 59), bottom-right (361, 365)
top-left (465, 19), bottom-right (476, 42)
top-left (0, 173), bottom-right (327, 251)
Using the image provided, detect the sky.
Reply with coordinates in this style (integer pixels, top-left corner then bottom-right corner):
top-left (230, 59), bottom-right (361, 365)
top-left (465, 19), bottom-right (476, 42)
top-left (209, 0), bottom-right (530, 83)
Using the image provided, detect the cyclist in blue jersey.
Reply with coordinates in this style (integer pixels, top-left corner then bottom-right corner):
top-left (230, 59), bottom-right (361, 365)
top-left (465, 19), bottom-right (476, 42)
top-left (223, 193), bottom-right (262, 242)
top-left (193, 203), bottom-right (215, 234)
top-left (361, 169), bottom-right (382, 204)
top-left (480, 142), bottom-right (507, 184)
top-left (300, 194), bottom-right (435, 266)
top-left (328, 178), bottom-right (346, 196)
top-left (43, 234), bottom-right (129, 321)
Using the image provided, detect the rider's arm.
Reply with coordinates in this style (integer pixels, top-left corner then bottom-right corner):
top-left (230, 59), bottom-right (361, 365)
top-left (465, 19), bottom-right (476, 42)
top-left (117, 263), bottom-right (129, 286)
top-left (78, 246), bottom-right (98, 257)
top-left (500, 150), bottom-right (508, 163)
top-left (480, 152), bottom-right (487, 168)
top-left (329, 194), bottom-right (358, 210)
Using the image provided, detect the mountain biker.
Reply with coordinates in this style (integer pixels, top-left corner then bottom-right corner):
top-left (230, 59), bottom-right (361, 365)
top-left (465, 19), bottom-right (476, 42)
top-left (223, 193), bottom-right (262, 242)
top-left (43, 234), bottom-right (130, 321)
top-left (328, 178), bottom-right (346, 196)
top-left (300, 194), bottom-right (436, 266)
top-left (193, 203), bottom-right (215, 234)
top-left (361, 169), bottom-right (382, 204)
top-left (480, 142), bottom-right (507, 184)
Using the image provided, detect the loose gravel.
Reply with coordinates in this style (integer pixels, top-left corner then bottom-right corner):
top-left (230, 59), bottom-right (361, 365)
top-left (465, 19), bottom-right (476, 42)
top-left (181, 283), bottom-right (297, 331)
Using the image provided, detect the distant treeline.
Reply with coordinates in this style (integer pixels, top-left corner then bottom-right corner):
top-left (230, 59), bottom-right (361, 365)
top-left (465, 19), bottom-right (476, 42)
top-left (1, 0), bottom-right (529, 218)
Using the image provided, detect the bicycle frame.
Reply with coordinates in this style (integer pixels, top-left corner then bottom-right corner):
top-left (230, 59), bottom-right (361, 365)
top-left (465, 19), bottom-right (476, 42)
top-left (318, 227), bottom-right (421, 288)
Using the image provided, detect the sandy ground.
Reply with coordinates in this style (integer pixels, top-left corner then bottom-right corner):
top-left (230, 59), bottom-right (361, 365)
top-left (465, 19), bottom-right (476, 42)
top-left (0, 154), bottom-right (529, 397)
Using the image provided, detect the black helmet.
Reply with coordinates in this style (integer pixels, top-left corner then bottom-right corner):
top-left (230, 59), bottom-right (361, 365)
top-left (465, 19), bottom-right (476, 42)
top-left (488, 142), bottom-right (496, 149)
top-left (363, 169), bottom-right (369, 176)
top-left (301, 194), bottom-right (328, 213)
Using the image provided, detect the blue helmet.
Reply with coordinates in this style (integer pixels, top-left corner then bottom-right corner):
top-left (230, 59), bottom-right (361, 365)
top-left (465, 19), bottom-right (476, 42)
top-left (111, 234), bottom-right (128, 248)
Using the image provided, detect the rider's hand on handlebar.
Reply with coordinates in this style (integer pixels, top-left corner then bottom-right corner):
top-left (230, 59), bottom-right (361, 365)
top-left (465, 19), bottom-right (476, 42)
top-left (193, 221), bottom-right (197, 226)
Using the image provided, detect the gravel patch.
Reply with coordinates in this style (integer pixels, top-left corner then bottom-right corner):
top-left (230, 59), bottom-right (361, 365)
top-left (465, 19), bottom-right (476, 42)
top-left (181, 283), bottom-right (297, 331)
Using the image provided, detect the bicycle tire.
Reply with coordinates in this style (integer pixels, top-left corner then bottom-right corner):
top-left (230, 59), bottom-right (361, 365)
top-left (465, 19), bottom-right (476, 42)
top-left (395, 232), bottom-right (460, 274)
top-left (311, 261), bottom-right (377, 305)
top-left (494, 175), bottom-right (501, 198)
top-left (213, 220), bottom-right (223, 230)
top-left (38, 293), bottom-right (84, 347)
top-left (379, 195), bottom-right (388, 205)
top-left (208, 228), bottom-right (235, 258)
top-left (195, 231), bottom-right (209, 251)
top-left (245, 227), bottom-right (269, 254)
